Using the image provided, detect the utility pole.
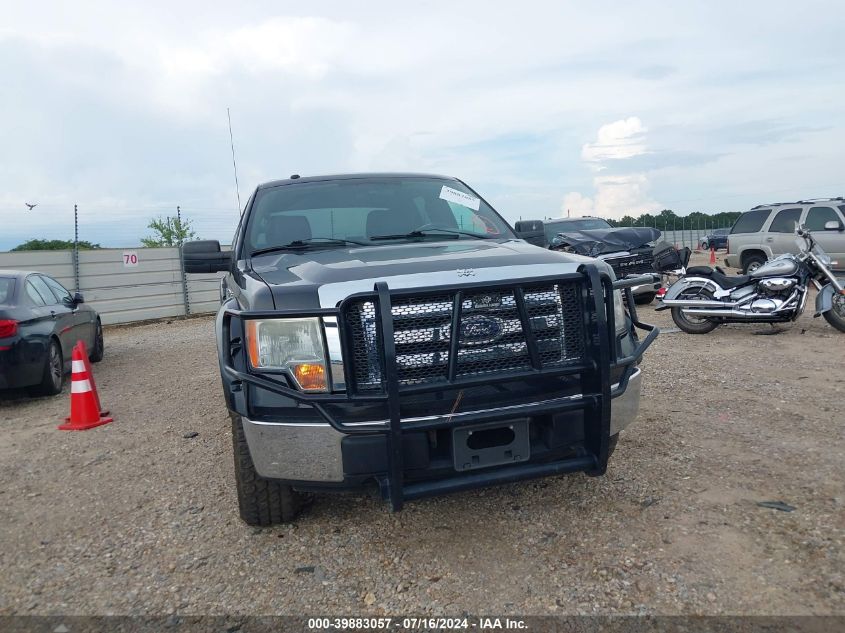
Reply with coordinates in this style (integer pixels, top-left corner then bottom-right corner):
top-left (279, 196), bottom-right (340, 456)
top-left (73, 204), bottom-right (80, 293)
top-left (177, 205), bottom-right (190, 318)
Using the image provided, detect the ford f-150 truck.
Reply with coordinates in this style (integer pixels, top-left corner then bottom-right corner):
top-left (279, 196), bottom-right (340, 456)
top-left (184, 173), bottom-right (658, 524)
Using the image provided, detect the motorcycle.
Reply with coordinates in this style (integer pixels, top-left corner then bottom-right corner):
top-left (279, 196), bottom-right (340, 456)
top-left (655, 222), bottom-right (845, 334)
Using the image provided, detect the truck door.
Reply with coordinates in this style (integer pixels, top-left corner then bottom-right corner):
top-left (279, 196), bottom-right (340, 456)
top-left (763, 207), bottom-right (803, 258)
top-left (804, 206), bottom-right (845, 263)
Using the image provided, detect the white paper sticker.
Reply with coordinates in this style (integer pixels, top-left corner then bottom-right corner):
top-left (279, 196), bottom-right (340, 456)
top-left (122, 251), bottom-right (139, 268)
top-left (439, 185), bottom-right (480, 211)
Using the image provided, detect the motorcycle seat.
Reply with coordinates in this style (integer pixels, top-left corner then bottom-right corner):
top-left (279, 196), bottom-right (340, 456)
top-left (686, 266), bottom-right (751, 289)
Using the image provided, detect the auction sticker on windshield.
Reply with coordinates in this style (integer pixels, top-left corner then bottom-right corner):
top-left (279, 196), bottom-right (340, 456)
top-left (439, 185), bottom-right (480, 211)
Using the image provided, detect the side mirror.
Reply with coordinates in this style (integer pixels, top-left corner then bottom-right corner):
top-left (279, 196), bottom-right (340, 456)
top-left (73, 292), bottom-right (84, 305)
top-left (823, 220), bottom-right (844, 231)
top-left (513, 219), bottom-right (546, 247)
top-left (182, 240), bottom-right (232, 273)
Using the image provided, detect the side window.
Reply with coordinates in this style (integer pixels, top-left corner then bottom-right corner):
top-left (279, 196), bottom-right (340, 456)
top-left (730, 209), bottom-right (770, 234)
top-left (29, 275), bottom-right (58, 305)
top-left (544, 222), bottom-right (565, 243)
top-left (41, 275), bottom-right (72, 303)
top-left (805, 206), bottom-right (841, 231)
top-left (25, 281), bottom-right (47, 306)
top-left (0, 278), bottom-right (14, 304)
top-left (767, 208), bottom-right (802, 233)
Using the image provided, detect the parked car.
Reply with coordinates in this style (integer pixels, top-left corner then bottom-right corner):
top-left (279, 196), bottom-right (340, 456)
top-left (699, 228), bottom-right (729, 251)
top-left (184, 173), bottom-right (658, 524)
top-left (514, 217), bottom-right (663, 304)
top-left (0, 270), bottom-right (103, 395)
top-left (724, 199), bottom-right (845, 274)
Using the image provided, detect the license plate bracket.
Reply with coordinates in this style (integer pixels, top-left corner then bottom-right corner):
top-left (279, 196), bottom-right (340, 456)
top-left (452, 418), bottom-right (530, 472)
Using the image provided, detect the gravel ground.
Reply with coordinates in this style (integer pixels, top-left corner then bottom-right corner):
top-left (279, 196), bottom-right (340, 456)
top-left (1, 251), bottom-right (843, 616)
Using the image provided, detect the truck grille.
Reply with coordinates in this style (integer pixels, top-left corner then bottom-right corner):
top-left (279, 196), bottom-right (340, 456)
top-left (344, 283), bottom-right (585, 391)
top-left (602, 252), bottom-right (655, 277)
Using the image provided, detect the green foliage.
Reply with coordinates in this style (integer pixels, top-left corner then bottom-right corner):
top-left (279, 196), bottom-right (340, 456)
top-left (11, 239), bottom-right (102, 251)
top-left (604, 209), bottom-right (741, 230)
top-left (141, 215), bottom-right (196, 247)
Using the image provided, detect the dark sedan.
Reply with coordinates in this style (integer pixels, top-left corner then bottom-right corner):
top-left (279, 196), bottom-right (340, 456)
top-left (0, 270), bottom-right (103, 395)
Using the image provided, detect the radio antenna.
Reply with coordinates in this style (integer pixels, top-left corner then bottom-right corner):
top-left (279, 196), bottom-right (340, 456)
top-left (227, 107), bottom-right (242, 213)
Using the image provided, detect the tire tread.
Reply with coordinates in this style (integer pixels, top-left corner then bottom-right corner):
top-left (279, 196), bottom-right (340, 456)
top-left (231, 414), bottom-right (303, 526)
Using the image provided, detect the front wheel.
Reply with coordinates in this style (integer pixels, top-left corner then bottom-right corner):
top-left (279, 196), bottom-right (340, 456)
top-left (700, 240), bottom-right (709, 251)
top-left (231, 414), bottom-right (306, 525)
top-left (670, 286), bottom-right (719, 334)
top-left (823, 293), bottom-right (845, 333)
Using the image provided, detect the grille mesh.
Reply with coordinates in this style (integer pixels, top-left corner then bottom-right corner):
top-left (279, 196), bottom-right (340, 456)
top-left (344, 282), bottom-right (586, 391)
top-left (603, 252), bottom-right (655, 276)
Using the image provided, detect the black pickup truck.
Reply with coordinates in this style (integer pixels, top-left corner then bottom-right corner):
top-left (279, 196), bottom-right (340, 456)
top-left (514, 217), bottom-right (663, 304)
top-left (184, 173), bottom-right (658, 524)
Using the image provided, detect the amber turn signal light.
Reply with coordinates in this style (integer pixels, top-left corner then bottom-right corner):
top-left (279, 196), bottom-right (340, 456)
top-left (292, 363), bottom-right (328, 392)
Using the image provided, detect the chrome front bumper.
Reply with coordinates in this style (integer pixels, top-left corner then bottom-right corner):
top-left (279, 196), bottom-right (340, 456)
top-left (241, 368), bottom-right (643, 483)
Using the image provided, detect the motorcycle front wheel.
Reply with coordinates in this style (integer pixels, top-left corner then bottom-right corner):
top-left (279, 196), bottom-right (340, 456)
top-left (671, 286), bottom-right (719, 334)
top-left (823, 292), bottom-right (845, 333)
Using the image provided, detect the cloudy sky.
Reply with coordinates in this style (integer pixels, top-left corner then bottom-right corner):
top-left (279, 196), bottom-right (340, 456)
top-left (1, 0), bottom-right (843, 249)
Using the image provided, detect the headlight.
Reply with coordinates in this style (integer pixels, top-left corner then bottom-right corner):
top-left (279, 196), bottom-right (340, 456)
top-left (245, 317), bottom-right (329, 392)
top-left (613, 290), bottom-right (628, 334)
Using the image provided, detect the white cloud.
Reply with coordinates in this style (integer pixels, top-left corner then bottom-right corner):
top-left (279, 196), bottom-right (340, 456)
top-left (592, 173), bottom-right (658, 216)
top-left (562, 117), bottom-right (660, 219)
top-left (561, 192), bottom-right (594, 216)
top-left (582, 117), bottom-right (648, 162)
top-left (160, 17), bottom-right (356, 80)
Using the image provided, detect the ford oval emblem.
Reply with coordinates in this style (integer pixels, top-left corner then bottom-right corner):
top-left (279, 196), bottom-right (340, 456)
top-left (460, 316), bottom-right (503, 345)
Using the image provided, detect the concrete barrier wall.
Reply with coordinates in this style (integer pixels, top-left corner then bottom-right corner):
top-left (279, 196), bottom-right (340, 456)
top-left (0, 248), bottom-right (225, 325)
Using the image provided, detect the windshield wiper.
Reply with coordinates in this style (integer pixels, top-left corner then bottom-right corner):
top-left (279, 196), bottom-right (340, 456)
top-left (250, 237), bottom-right (368, 257)
top-left (369, 227), bottom-right (491, 241)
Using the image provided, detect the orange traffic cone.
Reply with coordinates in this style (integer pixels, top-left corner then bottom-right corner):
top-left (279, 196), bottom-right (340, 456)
top-left (63, 341), bottom-right (109, 420)
top-left (58, 341), bottom-right (113, 431)
top-left (709, 247), bottom-right (717, 264)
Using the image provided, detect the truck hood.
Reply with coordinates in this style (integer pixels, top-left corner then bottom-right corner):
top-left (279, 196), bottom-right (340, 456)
top-left (249, 239), bottom-right (606, 309)
top-left (550, 227), bottom-right (662, 257)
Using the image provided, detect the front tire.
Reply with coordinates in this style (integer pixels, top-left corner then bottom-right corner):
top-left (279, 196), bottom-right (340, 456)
top-left (89, 319), bottom-right (104, 362)
top-left (671, 286), bottom-right (719, 334)
top-left (31, 339), bottom-right (64, 396)
top-left (700, 240), bottom-right (709, 251)
top-left (231, 414), bottom-right (305, 526)
top-left (823, 293), bottom-right (845, 333)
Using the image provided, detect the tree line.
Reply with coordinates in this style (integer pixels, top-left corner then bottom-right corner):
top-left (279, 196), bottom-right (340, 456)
top-left (605, 209), bottom-right (741, 230)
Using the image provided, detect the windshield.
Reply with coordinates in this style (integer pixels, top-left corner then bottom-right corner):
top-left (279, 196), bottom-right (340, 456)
top-left (543, 218), bottom-right (611, 243)
top-left (245, 177), bottom-right (514, 254)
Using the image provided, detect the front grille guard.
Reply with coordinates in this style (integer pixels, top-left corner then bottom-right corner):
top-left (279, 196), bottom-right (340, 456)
top-left (219, 265), bottom-right (659, 510)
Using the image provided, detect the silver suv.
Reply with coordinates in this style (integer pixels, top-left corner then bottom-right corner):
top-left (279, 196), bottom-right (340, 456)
top-left (725, 198), bottom-right (845, 274)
